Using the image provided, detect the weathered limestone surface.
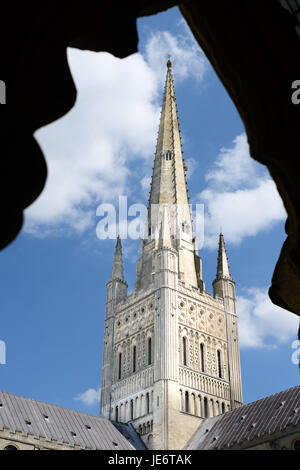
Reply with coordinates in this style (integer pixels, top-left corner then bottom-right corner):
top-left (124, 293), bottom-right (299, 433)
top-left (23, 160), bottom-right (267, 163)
top-left (100, 63), bottom-right (243, 450)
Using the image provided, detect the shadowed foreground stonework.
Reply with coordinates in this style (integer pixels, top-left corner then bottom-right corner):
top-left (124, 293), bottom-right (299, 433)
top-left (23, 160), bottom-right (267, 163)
top-left (1, 0), bottom-right (300, 452)
top-left (1, 1), bottom-right (300, 318)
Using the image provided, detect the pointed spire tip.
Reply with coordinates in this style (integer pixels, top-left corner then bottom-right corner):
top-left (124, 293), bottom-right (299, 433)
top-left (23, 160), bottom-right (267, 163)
top-left (111, 235), bottom-right (124, 281)
top-left (216, 233), bottom-right (231, 280)
top-left (116, 234), bottom-right (122, 248)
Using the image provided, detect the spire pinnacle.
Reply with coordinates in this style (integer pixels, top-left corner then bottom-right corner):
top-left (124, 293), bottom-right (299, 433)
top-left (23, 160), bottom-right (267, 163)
top-left (111, 235), bottom-right (124, 281)
top-left (167, 53), bottom-right (172, 69)
top-left (216, 233), bottom-right (231, 280)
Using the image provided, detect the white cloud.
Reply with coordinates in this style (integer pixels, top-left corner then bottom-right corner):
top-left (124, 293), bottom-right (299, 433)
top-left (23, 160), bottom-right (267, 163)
top-left (237, 287), bottom-right (299, 349)
top-left (24, 26), bottom-right (207, 237)
top-left (198, 134), bottom-right (286, 248)
top-left (140, 175), bottom-right (151, 193)
top-left (145, 26), bottom-right (207, 86)
top-left (74, 387), bottom-right (101, 406)
top-left (25, 51), bottom-right (157, 235)
top-left (185, 157), bottom-right (197, 180)
top-left (205, 134), bottom-right (258, 190)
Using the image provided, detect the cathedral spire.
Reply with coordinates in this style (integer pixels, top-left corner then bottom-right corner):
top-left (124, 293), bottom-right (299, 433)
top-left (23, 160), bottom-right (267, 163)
top-left (137, 60), bottom-right (198, 288)
top-left (101, 60), bottom-right (243, 443)
top-left (147, 59), bottom-right (191, 236)
top-left (158, 205), bottom-right (172, 249)
top-left (111, 235), bottom-right (124, 281)
top-left (215, 233), bottom-right (231, 280)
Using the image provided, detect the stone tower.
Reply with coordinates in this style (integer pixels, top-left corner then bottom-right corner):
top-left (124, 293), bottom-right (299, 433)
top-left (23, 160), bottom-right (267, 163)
top-left (100, 60), bottom-right (243, 450)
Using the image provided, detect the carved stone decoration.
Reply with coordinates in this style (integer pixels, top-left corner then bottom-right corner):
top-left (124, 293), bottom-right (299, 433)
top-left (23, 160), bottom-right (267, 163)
top-left (100, 54), bottom-right (243, 449)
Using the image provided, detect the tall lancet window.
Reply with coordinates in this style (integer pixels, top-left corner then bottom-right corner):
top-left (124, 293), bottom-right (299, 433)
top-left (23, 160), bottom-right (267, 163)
top-left (165, 150), bottom-right (172, 160)
top-left (182, 337), bottom-right (187, 366)
top-left (118, 353), bottom-right (122, 380)
top-left (130, 399), bottom-right (134, 420)
top-left (148, 338), bottom-right (152, 365)
top-left (200, 343), bottom-right (205, 372)
top-left (133, 346), bottom-right (136, 373)
top-left (203, 397), bottom-right (208, 418)
top-left (217, 350), bottom-right (222, 378)
top-left (185, 391), bottom-right (189, 413)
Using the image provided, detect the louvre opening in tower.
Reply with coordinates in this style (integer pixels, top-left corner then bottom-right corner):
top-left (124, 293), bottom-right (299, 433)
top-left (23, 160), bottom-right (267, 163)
top-left (100, 59), bottom-right (243, 450)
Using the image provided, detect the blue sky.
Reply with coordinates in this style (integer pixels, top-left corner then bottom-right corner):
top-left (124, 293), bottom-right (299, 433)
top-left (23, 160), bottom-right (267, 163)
top-left (0, 6), bottom-right (299, 415)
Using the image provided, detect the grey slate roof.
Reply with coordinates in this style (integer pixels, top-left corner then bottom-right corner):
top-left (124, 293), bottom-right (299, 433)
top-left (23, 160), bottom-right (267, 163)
top-left (0, 390), bottom-right (144, 450)
top-left (112, 421), bottom-right (146, 450)
top-left (185, 384), bottom-right (300, 450)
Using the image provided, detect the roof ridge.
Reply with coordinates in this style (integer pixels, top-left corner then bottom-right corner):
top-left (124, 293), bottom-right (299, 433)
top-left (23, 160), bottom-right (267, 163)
top-left (186, 384), bottom-right (300, 450)
top-left (217, 384), bottom-right (300, 419)
top-left (0, 389), bottom-right (103, 421)
top-left (0, 390), bottom-right (140, 450)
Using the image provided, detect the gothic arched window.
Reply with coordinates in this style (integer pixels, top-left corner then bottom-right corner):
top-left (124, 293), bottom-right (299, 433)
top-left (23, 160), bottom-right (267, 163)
top-left (165, 150), bottom-right (172, 161)
top-left (191, 393), bottom-right (196, 415)
top-left (210, 399), bottom-right (214, 416)
top-left (217, 350), bottom-right (222, 378)
top-left (185, 391), bottom-right (189, 413)
top-left (146, 392), bottom-right (150, 414)
top-left (203, 397), bottom-right (208, 418)
top-left (130, 399), bottom-right (134, 420)
top-left (118, 352), bottom-right (122, 380)
top-left (148, 338), bottom-right (152, 365)
top-left (200, 343), bottom-right (205, 372)
top-left (115, 406), bottom-right (119, 422)
top-left (221, 402), bottom-right (225, 414)
top-left (182, 337), bottom-right (187, 366)
top-left (133, 346), bottom-right (136, 373)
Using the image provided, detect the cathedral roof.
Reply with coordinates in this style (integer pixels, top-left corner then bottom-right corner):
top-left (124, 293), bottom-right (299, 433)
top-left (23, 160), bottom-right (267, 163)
top-left (185, 384), bottom-right (300, 450)
top-left (0, 390), bottom-right (144, 450)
